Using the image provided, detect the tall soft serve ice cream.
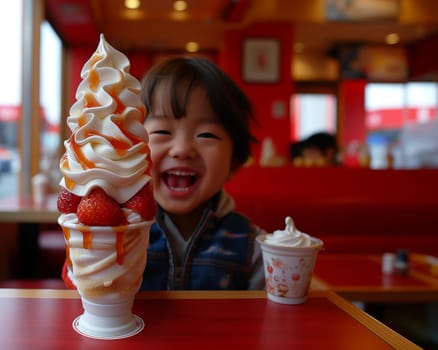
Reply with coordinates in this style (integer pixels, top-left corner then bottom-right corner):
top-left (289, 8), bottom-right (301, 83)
top-left (57, 34), bottom-right (156, 339)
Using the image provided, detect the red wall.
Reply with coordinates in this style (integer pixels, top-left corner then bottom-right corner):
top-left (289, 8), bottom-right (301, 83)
top-left (126, 51), bottom-right (153, 81)
top-left (338, 79), bottom-right (367, 164)
top-left (410, 33), bottom-right (438, 78)
top-left (220, 22), bottom-right (294, 163)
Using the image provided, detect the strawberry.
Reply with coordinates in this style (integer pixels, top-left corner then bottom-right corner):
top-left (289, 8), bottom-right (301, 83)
top-left (57, 189), bottom-right (81, 214)
top-left (77, 188), bottom-right (125, 226)
top-left (123, 183), bottom-right (156, 221)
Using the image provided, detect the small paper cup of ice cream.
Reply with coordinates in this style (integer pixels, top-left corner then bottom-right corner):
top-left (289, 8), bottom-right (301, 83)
top-left (256, 216), bottom-right (323, 305)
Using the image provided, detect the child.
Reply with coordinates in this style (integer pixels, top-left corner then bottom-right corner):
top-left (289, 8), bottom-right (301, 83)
top-left (140, 56), bottom-right (265, 290)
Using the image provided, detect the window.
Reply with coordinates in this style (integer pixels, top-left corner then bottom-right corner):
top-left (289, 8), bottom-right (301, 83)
top-left (289, 92), bottom-right (338, 166)
top-left (290, 93), bottom-right (337, 142)
top-left (40, 21), bottom-right (63, 191)
top-left (365, 82), bottom-right (438, 168)
top-left (0, 2), bottom-right (63, 199)
top-left (0, 0), bottom-right (22, 198)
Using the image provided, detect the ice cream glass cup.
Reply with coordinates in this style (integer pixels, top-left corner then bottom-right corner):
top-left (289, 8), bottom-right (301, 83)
top-left (256, 217), bottom-right (323, 305)
top-left (58, 213), bottom-right (152, 339)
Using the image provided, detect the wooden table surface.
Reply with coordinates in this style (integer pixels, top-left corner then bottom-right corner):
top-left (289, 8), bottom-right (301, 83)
top-left (0, 195), bottom-right (58, 223)
top-left (0, 289), bottom-right (421, 350)
top-left (314, 253), bottom-right (438, 302)
top-left (0, 195), bottom-right (59, 277)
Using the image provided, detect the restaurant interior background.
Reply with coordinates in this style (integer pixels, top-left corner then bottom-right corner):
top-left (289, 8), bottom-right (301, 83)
top-left (0, 1), bottom-right (438, 348)
top-left (1, 0), bottom-right (438, 199)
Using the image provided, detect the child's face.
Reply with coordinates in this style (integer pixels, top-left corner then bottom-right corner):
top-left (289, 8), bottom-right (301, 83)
top-left (302, 147), bottom-right (327, 166)
top-left (145, 84), bottom-right (234, 216)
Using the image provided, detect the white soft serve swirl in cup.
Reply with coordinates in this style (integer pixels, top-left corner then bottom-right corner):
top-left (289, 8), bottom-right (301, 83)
top-left (265, 216), bottom-right (313, 247)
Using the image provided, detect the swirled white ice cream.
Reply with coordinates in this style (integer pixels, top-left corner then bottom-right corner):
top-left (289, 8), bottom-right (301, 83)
top-left (265, 216), bottom-right (314, 247)
top-left (60, 33), bottom-right (150, 203)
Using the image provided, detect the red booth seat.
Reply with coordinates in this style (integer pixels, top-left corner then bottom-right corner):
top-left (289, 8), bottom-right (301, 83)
top-left (225, 167), bottom-right (438, 255)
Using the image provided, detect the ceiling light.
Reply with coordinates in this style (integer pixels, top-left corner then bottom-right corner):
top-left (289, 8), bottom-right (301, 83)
top-left (185, 42), bottom-right (199, 53)
top-left (385, 33), bottom-right (399, 45)
top-left (174, 0), bottom-right (188, 12)
top-left (124, 0), bottom-right (140, 10)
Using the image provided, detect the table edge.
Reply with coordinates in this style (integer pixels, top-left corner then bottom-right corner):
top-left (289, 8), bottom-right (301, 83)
top-left (325, 291), bottom-right (422, 350)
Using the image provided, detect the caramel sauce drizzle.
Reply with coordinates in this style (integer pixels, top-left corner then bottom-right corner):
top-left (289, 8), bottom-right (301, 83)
top-left (75, 226), bottom-right (127, 265)
top-left (64, 227), bottom-right (71, 241)
top-left (64, 177), bottom-right (75, 191)
top-left (63, 227), bottom-right (72, 267)
top-left (88, 54), bottom-right (102, 91)
top-left (65, 247), bottom-right (72, 269)
top-left (111, 87), bottom-right (125, 115)
top-left (89, 69), bottom-right (99, 92)
top-left (63, 225), bottom-right (126, 266)
top-left (71, 137), bottom-right (96, 170)
top-left (82, 230), bottom-right (92, 249)
top-left (83, 93), bottom-right (99, 108)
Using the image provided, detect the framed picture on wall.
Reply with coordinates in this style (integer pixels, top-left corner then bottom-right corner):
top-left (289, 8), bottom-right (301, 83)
top-left (242, 38), bottom-right (280, 83)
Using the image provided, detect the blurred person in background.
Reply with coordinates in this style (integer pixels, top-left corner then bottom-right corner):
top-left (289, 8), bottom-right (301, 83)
top-left (290, 132), bottom-right (340, 167)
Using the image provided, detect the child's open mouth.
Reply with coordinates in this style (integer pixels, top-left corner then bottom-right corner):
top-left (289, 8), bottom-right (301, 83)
top-left (163, 170), bottom-right (197, 192)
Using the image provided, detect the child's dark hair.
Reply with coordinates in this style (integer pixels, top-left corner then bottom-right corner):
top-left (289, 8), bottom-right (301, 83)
top-left (305, 132), bottom-right (338, 154)
top-left (141, 56), bottom-right (257, 169)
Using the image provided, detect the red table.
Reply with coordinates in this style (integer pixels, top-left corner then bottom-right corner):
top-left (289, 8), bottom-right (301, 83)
top-left (313, 253), bottom-right (438, 302)
top-left (0, 289), bottom-right (420, 350)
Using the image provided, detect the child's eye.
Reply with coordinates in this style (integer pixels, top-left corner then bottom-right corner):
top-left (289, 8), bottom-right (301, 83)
top-left (198, 132), bottom-right (219, 139)
top-left (150, 130), bottom-right (171, 135)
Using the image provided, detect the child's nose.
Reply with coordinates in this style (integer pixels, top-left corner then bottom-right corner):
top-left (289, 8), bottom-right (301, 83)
top-left (168, 135), bottom-right (197, 159)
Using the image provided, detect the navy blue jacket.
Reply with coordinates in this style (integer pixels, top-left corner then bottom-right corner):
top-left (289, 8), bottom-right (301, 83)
top-left (140, 192), bottom-right (260, 290)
